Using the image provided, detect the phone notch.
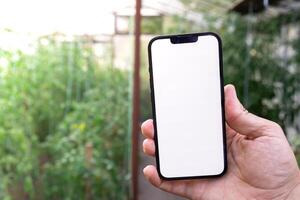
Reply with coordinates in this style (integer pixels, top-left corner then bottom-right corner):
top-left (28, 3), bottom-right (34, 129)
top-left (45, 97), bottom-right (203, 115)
top-left (170, 35), bottom-right (198, 44)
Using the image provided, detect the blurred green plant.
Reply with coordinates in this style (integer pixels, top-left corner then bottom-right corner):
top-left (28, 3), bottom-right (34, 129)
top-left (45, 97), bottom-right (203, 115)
top-left (0, 35), bottom-right (130, 199)
top-left (142, 16), bottom-right (163, 34)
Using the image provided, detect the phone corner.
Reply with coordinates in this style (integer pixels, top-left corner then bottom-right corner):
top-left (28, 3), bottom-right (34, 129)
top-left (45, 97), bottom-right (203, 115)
top-left (148, 36), bottom-right (162, 52)
top-left (215, 162), bottom-right (228, 177)
top-left (204, 32), bottom-right (223, 47)
top-left (156, 166), bottom-right (173, 180)
top-left (207, 31), bottom-right (222, 39)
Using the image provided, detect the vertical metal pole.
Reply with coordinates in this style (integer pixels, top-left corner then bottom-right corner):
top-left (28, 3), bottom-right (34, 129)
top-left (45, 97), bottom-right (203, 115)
top-left (131, 0), bottom-right (141, 199)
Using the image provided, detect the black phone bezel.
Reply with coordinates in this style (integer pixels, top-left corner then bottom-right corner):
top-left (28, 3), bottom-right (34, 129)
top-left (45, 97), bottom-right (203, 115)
top-left (147, 32), bottom-right (227, 180)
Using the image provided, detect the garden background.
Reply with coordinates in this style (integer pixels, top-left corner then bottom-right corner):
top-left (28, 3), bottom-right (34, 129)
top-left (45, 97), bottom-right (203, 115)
top-left (0, 0), bottom-right (300, 199)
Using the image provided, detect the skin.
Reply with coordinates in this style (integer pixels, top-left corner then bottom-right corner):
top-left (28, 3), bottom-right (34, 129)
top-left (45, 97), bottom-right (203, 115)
top-left (141, 84), bottom-right (300, 200)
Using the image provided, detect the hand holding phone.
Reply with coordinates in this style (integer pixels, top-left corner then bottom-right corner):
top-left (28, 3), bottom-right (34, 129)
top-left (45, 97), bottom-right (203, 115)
top-left (141, 85), bottom-right (300, 199)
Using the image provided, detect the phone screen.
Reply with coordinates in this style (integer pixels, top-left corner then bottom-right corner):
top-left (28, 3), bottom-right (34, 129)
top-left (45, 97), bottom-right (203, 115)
top-left (149, 33), bottom-right (226, 179)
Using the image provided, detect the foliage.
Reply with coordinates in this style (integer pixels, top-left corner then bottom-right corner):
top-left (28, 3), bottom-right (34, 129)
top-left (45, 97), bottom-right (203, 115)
top-left (142, 16), bottom-right (163, 34)
top-left (0, 36), bottom-right (130, 199)
top-left (206, 13), bottom-right (300, 132)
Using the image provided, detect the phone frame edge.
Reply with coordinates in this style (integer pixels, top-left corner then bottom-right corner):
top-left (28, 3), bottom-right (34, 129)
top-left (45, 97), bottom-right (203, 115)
top-left (147, 32), bottom-right (228, 180)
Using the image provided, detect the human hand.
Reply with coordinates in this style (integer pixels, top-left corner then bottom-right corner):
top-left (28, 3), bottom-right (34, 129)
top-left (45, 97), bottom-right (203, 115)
top-left (141, 84), bottom-right (300, 200)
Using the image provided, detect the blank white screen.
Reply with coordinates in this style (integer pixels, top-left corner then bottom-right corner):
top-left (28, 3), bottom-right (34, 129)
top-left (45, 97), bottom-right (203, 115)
top-left (150, 34), bottom-right (225, 178)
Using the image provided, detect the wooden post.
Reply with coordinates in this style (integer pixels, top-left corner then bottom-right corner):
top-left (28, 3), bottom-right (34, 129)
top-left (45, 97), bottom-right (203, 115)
top-left (131, 0), bottom-right (142, 199)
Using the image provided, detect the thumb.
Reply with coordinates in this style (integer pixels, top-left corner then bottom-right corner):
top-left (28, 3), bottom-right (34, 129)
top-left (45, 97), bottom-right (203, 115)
top-left (224, 84), bottom-right (277, 138)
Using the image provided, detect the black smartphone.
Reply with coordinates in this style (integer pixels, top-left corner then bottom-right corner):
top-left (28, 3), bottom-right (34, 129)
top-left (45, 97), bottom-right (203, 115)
top-left (148, 32), bottom-right (227, 180)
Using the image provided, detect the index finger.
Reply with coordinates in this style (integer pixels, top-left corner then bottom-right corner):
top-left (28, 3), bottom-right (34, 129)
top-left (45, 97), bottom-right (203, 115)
top-left (141, 119), bottom-right (154, 139)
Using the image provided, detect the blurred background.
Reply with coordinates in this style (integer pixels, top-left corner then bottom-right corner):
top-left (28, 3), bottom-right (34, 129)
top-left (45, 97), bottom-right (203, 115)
top-left (0, 0), bottom-right (300, 199)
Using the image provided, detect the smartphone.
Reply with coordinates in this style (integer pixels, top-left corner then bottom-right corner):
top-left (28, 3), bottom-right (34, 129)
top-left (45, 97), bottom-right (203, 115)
top-left (148, 32), bottom-right (227, 180)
